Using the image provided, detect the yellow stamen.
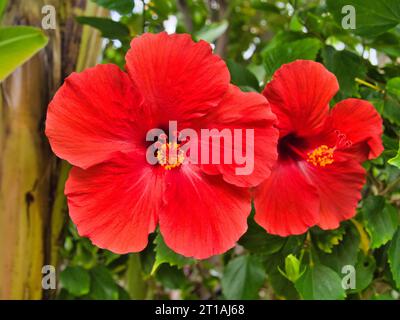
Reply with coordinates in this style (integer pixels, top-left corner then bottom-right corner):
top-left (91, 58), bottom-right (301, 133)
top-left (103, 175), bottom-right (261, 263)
top-left (307, 145), bottom-right (335, 167)
top-left (156, 142), bottom-right (185, 170)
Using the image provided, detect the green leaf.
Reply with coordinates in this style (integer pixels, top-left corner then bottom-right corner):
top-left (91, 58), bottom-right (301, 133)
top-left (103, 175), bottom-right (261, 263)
top-left (89, 266), bottom-right (119, 300)
top-left (221, 255), bottom-right (266, 300)
top-left (316, 223), bottom-right (360, 274)
top-left (388, 228), bottom-right (400, 289)
top-left (76, 16), bottom-right (130, 40)
top-left (0, 26), bottom-right (48, 81)
top-left (155, 264), bottom-right (189, 290)
top-left (348, 253), bottom-right (376, 293)
top-left (250, 0), bottom-right (280, 13)
top-left (266, 262), bottom-right (299, 299)
top-left (321, 46), bottom-right (367, 99)
top-left (91, 0), bottom-right (135, 14)
top-left (0, 0), bottom-right (7, 19)
top-left (195, 20), bottom-right (228, 43)
top-left (117, 286), bottom-right (131, 300)
top-left (388, 142), bottom-right (400, 169)
top-left (383, 94), bottom-right (400, 126)
top-left (387, 77), bottom-right (400, 100)
top-left (295, 264), bottom-right (346, 300)
top-left (238, 218), bottom-right (286, 255)
top-left (362, 196), bottom-right (399, 248)
top-left (60, 266), bottom-right (91, 297)
top-left (263, 38), bottom-right (321, 77)
top-left (226, 59), bottom-right (259, 91)
top-left (327, 0), bottom-right (400, 37)
top-left (152, 233), bottom-right (194, 274)
top-left (312, 226), bottom-right (346, 254)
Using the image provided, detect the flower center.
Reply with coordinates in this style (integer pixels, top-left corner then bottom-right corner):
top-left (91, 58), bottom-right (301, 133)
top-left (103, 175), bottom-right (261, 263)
top-left (156, 142), bottom-right (185, 170)
top-left (307, 145), bottom-right (335, 167)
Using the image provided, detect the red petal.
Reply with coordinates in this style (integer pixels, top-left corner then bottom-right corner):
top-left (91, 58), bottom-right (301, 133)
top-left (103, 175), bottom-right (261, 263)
top-left (329, 98), bottom-right (383, 162)
top-left (159, 164), bottom-right (250, 259)
top-left (198, 85), bottom-right (278, 187)
top-left (46, 64), bottom-right (144, 169)
top-left (304, 160), bottom-right (366, 230)
top-left (125, 32), bottom-right (230, 125)
top-left (65, 152), bottom-right (162, 254)
top-left (254, 159), bottom-right (319, 236)
top-left (263, 60), bottom-right (339, 138)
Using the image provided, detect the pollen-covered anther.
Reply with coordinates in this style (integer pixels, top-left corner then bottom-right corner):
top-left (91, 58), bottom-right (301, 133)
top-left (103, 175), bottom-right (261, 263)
top-left (156, 142), bottom-right (185, 170)
top-left (307, 145), bottom-right (335, 167)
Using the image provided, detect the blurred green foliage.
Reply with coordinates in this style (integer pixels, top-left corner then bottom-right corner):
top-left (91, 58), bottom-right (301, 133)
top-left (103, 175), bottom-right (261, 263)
top-left (57, 0), bottom-right (400, 300)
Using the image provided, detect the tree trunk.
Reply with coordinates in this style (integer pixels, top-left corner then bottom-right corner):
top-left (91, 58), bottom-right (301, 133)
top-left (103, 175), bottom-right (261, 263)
top-left (0, 0), bottom-right (106, 299)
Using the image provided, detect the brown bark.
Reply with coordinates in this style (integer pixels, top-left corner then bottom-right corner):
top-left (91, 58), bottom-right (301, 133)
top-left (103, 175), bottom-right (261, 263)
top-left (0, 0), bottom-right (105, 299)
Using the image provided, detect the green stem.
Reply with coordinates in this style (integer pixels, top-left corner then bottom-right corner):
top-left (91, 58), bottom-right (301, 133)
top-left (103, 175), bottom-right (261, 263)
top-left (126, 253), bottom-right (147, 299)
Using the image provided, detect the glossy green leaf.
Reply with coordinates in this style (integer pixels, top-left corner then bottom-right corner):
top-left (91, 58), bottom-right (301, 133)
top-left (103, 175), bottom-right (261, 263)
top-left (312, 226), bottom-right (346, 254)
top-left (238, 218), bottom-right (286, 255)
top-left (0, 0), bottom-right (7, 18)
top-left (348, 253), bottom-right (376, 293)
top-left (387, 77), bottom-right (400, 99)
top-left (295, 264), bottom-right (346, 300)
top-left (263, 37), bottom-right (321, 77)
top-left (362, 196), bottom-right (399, 248)
top-left (152, 233), bottom-right (194, 274)
top-left (76, 16), bottom-right (130, 39)
top-left (221, 255), bottom-right (266, 300)
top-left (384, 94), bottom-right (400, 126)
top-left (195, 20), bottom-right (228, 43)
top-left (316, 223), bottom-right (360, 274)
top-left (327, 0), bottom-right (400, 37)
top-left (155, 264), bottom-right (189, 290)
top-left (321, 46), bottom-right (367, 99)
top-left (0, 26), bottom-right (48, 81)
top-left (250, 0), bottom-right (280, 13)
top-left (60, 266), bottom-right (90, 297)
top-left (388, 142), bottom-right (400, 169)
top-left (226, 59), bottom-right (259, 91)
top-left (91, 0), bottom-right (135, 14)
top-left (388, 228), bottom-right (400, 289)
top-left (89, 266), bottom-right (119, 300)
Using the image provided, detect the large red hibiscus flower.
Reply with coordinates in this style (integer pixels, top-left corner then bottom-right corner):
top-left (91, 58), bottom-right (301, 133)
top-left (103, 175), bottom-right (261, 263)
top-left (46, 32), bottom-right (278, 259)
top-left (254, 60), bottom-right (383, 236)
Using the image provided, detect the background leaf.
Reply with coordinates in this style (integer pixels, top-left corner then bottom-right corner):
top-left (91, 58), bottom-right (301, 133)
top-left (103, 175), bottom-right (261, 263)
top-left (152, 233), bottom-right (194, 274)
top-left (60, 266), bottom-right (91, 297)
top-left (91, 0), bottom-right (135, 15)
top-left (263, 38), bottom-right (321, 77)
top-left (295, 264), bottom-right (346, 300)
top-left (388, 228), bottom-right (400, 289)
top-left (221, 255), bottom-right (266, 300)
top-left (321, 46), bottom-right (367, 100)
top-left (327, 0), bottom-right (400, 37)
top-left (388, 143), bottom-right (400, 169)
top-left (194, 20), bottom-right (228, 43)
top-left (227, 59), bottom-right (260, 91)
top-left (362, 196), bottom-right (399, 249)
top-left (0, 26), bottom-right (48, 81)
top-left (76, 16), bottom-right (130, 40)
top-left (0, 0), bottom-right (7, 19)
top-left (89, 266), bottom-right (119, 300)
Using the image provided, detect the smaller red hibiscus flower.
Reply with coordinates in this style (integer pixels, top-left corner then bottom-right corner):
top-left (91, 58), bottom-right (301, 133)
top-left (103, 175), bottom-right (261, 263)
top-left (254, 60), bottom-right (383, 236)
top-left (46, 32), bottom-right (278, 259)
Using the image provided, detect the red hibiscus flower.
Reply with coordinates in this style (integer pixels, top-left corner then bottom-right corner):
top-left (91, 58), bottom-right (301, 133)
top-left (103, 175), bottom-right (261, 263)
top-left (45, 32), bottom-right (278, 259)
top-left (254, 60), bottom-right (383, 236)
